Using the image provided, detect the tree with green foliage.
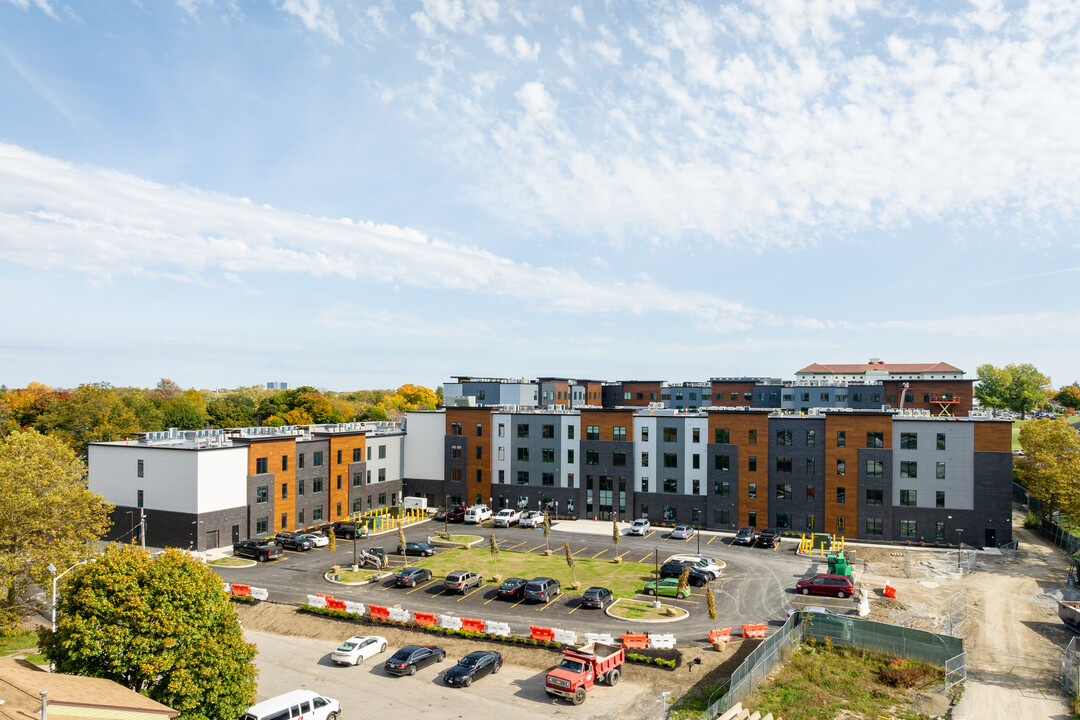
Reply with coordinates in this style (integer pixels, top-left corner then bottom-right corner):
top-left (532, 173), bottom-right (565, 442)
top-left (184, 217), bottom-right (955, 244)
top-left (0, 429), bottom-right (112, 633)
top-left (1017, 418), bottom-right (1080, 520)
top-left (40, 545), bottom-right (257, 720)
top-left (39, 382), bottom-right (140, 459)
top-left (1055, 384), bottom-right (1080, 412)
top-left (207, 394), bottom-right (256, 428)
top-left (162, 390), bottom-right (209, 430)
top-left (976, 363), bottom-right (1049, 419)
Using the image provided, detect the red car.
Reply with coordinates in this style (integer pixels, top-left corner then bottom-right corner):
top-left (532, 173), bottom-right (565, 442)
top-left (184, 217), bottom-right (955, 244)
top-left (446, 506), bottom-right (467, 522)
top-left (795, 574), bottom-right (855, 598)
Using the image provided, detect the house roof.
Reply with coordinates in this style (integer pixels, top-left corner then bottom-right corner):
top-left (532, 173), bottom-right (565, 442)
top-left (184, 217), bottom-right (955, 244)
top-left (795, 362), bottom-right (964, 375)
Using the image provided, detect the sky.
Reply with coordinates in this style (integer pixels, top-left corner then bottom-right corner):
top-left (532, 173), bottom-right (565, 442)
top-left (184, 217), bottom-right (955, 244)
top-left (1, 0), bottom-right (1078, 393)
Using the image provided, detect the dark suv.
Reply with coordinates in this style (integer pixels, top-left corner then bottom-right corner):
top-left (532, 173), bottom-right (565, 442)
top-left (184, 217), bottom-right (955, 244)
top-left (659, 560), bottom-right (711, 587)
top-left (274, 531), bottom-right (315, 551)
top-left (444, 571), bottom-right (483, 594)
top-left (524, 577), bottom-right (561, 603)
top-left (330, 522), bottom-right (364, 539)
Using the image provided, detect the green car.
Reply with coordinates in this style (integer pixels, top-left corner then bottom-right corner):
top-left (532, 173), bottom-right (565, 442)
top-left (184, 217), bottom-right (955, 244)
top-left (643, 577), bottom-right (689, 599)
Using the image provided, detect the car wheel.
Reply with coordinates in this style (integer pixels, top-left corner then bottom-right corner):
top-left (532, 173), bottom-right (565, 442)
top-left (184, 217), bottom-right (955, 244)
top-left (380, 643), bottom-right (387, 653)
top-left (354, 656), bottom-right (362, 666)
top-left (646, 588), bottom-right (656, 596)
top-left (838, 591), bottom-right (847, 599)
top-left (493, 661), bottom-right (502, 674)
top-left (606, 668), bottom-right (620, 686)
top-left (327, 713), bottom-right (338, 720)
top-left (677, 592), bottom-right (686, 599)
top-left (437, 652), bottom-right (446, 662)
top-left (463, 676), bottom-right (472, 687)
top-left (408, 665), bottom-right (417, 676)
top-left (801, 588), bottom-right (810, 595)
top-left (572, 687), bottom-right (586, 706)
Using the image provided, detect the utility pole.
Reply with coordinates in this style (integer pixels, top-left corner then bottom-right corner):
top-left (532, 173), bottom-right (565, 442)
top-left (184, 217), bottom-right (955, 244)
top-left (140, 507), bottom-right (146, 550)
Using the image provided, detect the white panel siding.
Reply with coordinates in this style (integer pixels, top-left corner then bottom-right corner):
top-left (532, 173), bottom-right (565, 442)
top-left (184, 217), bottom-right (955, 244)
top-left (635, 416), bottom-right (657, 493)
top-left (195, 447), bottom-right (249, 513)
top-left (892, 421), bottom-right (974, 510)
top-left (404, 411), bottom-right (445, 480)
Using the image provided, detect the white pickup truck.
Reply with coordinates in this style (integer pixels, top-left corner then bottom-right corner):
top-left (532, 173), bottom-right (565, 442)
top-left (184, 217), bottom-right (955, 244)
top-left (493, 509), bottom-right (522, 527)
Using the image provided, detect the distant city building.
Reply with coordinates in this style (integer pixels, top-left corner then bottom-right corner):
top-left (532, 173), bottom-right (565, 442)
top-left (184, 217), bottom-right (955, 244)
top-left (266, 381), bottom-right (289, 390)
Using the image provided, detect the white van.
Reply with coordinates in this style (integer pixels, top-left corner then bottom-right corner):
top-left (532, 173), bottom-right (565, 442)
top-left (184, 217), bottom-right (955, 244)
top-left (242, 690), bottom-right (340, 720)
top-left (463, 505), bottom-right (492, 524)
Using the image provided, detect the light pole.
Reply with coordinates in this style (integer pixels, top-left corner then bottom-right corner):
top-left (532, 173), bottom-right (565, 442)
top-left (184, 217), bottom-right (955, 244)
top-left (956, 528), bottom-right (964, 572)
top-left (696, 524), bottom-right (701, 555)
top-left (48, 560), bottom-right (89, 633)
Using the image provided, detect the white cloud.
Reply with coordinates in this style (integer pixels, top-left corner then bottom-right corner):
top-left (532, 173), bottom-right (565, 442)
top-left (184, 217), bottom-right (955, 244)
top-left (590, 40), bottom-right (621, 65)
top-left (4, 0), bottom-right (57, 19)
top-left (512, 35), bottom-right (540, 61)
top-left (278, 0), bottom-right (341, 44)
top-left (570, 5), bottom-right (584, 26)
top-left (412, 0), bottom-right (499, 37)
top-left (514, 81), bottom-right (556, 119)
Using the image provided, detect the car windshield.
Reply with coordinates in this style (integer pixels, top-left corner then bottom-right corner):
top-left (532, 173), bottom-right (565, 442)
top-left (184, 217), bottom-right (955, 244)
top-left (558, 659), bottom-right (586, 673)
top-left (459, 654), bottom-right (483, 667)
top-left (337, 641), bottom-right (357, 651)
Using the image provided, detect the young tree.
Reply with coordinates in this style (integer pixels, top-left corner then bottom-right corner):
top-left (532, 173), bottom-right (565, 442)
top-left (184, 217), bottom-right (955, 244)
top-left (706, 586), bottom-right (718, 630)
top-left (327, 527), bottom-right (337, 553)
top-left (976, 363), bottom-right (1049, 419)
top-left (489, 531), bottom-right (500, 581)
top-left (0, 429), bottom-right (112, 632)
top-left (677, 565), bottom-right (692, 597)
top-left (1017, 418), bottom-right (1080, 520)
top-left (563, 541), bottom-right (578, 589)
top-left (611, 517), bottom-right (622, 563)
top-left (543, 512), bottom-right (552, 553)
top-left (40, 545), bottom-right (257, 720)
top-left (397, 519), bottom-right (408, 557)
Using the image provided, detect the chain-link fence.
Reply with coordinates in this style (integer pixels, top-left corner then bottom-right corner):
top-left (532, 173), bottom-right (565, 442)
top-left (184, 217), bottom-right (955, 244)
top-left (997, 540), bottom-right (1019, 562)
top-left (1015, 482), bottom-right (1080, 558)
top-left (944, 590), bottom-right (967, 637)
top-left (1061, 636), bottom-right (1080, 697)
top-left (945, 651), bottom-right (967, 690)
top-left (903, 548), bottom-right (975, 578)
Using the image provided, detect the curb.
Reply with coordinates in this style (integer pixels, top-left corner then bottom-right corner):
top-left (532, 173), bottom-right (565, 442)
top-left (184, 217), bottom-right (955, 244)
top-left (604, 598), bottom-right (690, 624)
top-left (208, 558), bottom-right (258, 569)
top-left (324, 570), bottom-right (394, 586)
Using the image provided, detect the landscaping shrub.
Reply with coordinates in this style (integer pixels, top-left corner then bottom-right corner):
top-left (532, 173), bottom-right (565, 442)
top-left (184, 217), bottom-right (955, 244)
top-left (1024, 512), bottom-right (1041, 529)
top-left (880, 658), bottom-right (926, 688)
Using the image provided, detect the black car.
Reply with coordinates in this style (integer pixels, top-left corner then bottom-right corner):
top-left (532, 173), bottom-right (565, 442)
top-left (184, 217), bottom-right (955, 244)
top-left (433, 507), bottom-right (448, 521)
top-left (496, 577), bottom-right (529, 601)
top-left (330, 522), bottom-right (364, 540)
top-left (396, 541), bottom-right (436, 557)
top-left (444, 650), bottom-right (502, 687)
top-left (580, 586), bottom-right (614, 609)
top-left (395, 567), bottom-right (433, 588)
top-left (756, 528), bottom-right (781, 548)
top-left (232, 539), bottom-right (283, 562)
top-left (384, 645), bottom-right (446, 676)
top-left (274, 531), bottom-right (314, 551)
top-left (659, 560), bottom-right (711, 587)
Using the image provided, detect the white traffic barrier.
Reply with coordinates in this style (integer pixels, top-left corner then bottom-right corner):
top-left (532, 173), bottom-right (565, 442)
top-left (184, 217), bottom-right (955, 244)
top-left (251, 587), bottom-right (269, 601)
top-left (553, 628), bottom-right (578, 645)
top-left (486, 621), bottom-right (511, 637)
top-left (858, 588), bottom-right (871, 617)
top-left (223, 583), bottom-right (231, 594)
top-left (344, 601), bottom-right (365, 615)
top-left (649, 634), bottom-right (676, 649)
top-left (388, 608), bottom-right (410, 622)
top-left (584, 633), bottom-right (614, 645)
top-left (439, 614), bottom-right (462, 630)
top-left (307, 595), bottom-right (327, 608)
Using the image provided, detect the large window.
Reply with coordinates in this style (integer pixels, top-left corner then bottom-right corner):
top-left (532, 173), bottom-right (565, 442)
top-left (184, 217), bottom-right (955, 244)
top-left (542, 424), bottom-right (554, 438)
top-left (542, 473), bottom-right (555, 486)
top-left (836, 431), bottom-right (846, 448)
top-left (866, 518), bottom-right (883, 535)
top-left (776, 457), bottom-right (793, 473)
top-left (715, 508), bottom-right (730, 526)
top-left (900, 489), bottom-right (917, 506)
top-left (715, 428), bottom-right (730, 444)
top-left (866, 488), bottom-right (883, 506)
top-left (586, 425), bottom-right (599, 440)
top-left (663, 427), bottom-right (678, 442)
top-left (353, 472), bottom-right (362, 487)
top-left (585, 450), bottom-right (599, 465)
top-left (663, 506), bottom-right (677, 521)
top-left (715, 480), bottom-right (730, 497)
top-left (748, 482), bottom-right (757, 499)
top-left (313, 451), bottom-right (323, 467)
top-left (517, 424), bottom-right (530, 438)
top-left (612, 451), bottom-right (626, 466)
top-left (836, 486), bottom-right (846, 504)
top-left (900, 432), bottom-right (918, 450)
top-left (899, 520), bottom-right (917, 538)
top-left (663, 478), bottom-right (678, 493)
top-left (613, 426), bottom-right (627, 441)
top-left (866, 460), bottom-right (883, 478)
top-left (806, 430), bottom-right (816, 447)
top-left (866, 432), bottom-right (884, 448)
top-left (542, 448), bottom-right (555, 463)
top-left (313, 505), bottom-right (323, 521)
top-left (937, 433), bottom-right (946, 450)
top-left (776, 512), bottom-right (791, 529)
top-left (256, 486), bottom-right (268, 503)
top-left (312, 478), bottom-right (323, 494)
top-left (936, 490), bottom-right (946, 508)
top-left (663, 453), bottom-right (678, 468)
top-left (517, 447), bottom-right (529, 462)
top-left (451, 422), bottom-right (462, 435)
top-left (715, 454), bottom-right (730, 471)
top-left (900, 461), bottom-right (917, 478)
top-left (378, 445), bottom-right (386, 459)
top-left (776, 430), bottom-right (792, 446)
top-left (775, 483), bottom-right (792, 500)
top-left (352, 448), bottom-right (361, 462)
top-left (256, 517), bottom-right (268, 534)
top-left (255, 457), bottom-right (268, 474)
top-left (450, 445), bottom-right (462, 459)
top-left (517, 471), bottom-right (530, 485)
top-left (378, 468), bottom-right (385, 482)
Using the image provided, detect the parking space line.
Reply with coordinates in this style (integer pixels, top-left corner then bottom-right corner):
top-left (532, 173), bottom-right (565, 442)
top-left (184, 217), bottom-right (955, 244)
top-left (567, 602), bottom-right (584, 615)
top-left (707, 535), bottom-right (716, 545)
top-left (537, 597), bottom-right (559, 612)
top-left (617, 550), bottom-right (633, 560)
top-left (527, 543), bottom-right (547, 553)
top-left (570, 546), bottom-right (589, 556)
top-left (685, 536), bottom-right (693, 543)
top-left (407, 579), bottom-right (439, 594)
top-left (638, 552), bottom-right (653, 563)
top-left (458, 585), bottom-right (486, 601)
top-left (511, 597), bottom-right (527, 609)
top-left (644, 530), bottom-right (656, 540)
top-left (590, 549), bottom-right (608, 558)
top-left (504, 541), bottom-right (527, 551)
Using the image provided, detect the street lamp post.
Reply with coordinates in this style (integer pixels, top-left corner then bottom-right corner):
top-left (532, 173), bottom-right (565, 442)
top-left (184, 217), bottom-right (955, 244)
top-left (696, 524), bottom-right (701, 555)
top-left (48, 560), bottom-right (89, 633)
top-left (956, 528), bottom-right (964, 572)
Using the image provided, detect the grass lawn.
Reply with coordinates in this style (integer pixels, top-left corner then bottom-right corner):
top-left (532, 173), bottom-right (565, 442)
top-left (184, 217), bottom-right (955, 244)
top-left (0, 630), bottom-right (38, 657)
top-left (328, 568), bottom-right (386, 583)
top-left (209, 557), bottom-right (254, 567)
top-left (409, 548), bottom-right (658, 598)
top-left (434, 535), bottom-right (482, 545)
top-left (608, 598), bottom-right (687, 621)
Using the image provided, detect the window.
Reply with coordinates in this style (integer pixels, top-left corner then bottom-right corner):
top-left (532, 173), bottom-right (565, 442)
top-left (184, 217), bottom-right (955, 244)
top-left (333, 449), bottom-right (340, 465)
top-left (567, 473), bottom-right (574, 487)
top-left (583, 425), bottom-right (598, 440)
top-left (352, 472), bottom-right (362, 487)
top-left (748, 511), bottom-right (757, 527)
top-left (937, 433), bottom-right (946, 451)
top-left (663, 478), bottom-right (678, 493)
top-left (313, 478), bottom-right (323, 493)
top-left (567, 449), bottom-right (574, 463)
top-left (837, 516), bottom-right (845, 534)
top-left (836, 431), bottom-right (846, 448)
top-left (641, 426), bottom-right (649, 441)
top-left (451, 422), bottom-right (462, 435)
top-left (900, 433), bottom-right (918, 450)
top-left (612, 451), bottom-right (626, 466)
top-left (715, 428), bottom-right (730, 444)
top-left (542, 448), bottom-right (555, 463)
top-left (567, 425), bottom-right (574, 439)
top-left (585, 450), bottom-right (599, 465)
top-left (715, 454), bottom-right (730, 471)
top-left (137, 459), bottom-right (144, 478)
top-left (641, 452), bottom-right (649, 467)
top-left (865, 518), bottom-right (883, 535)
top-left (499, 423), bottom-right (505, 437)
top-left (517, 447), bottom-right (529, 462)
top-left (542, 472), bottom-right (555, 486)
top-left (280, 483), bottom-right (288, 500)
top-left (937, 462), bottom-right (946, 479)
top-left (806, 484), bottom-right (815, 500)
top-left (900, 461), bottom-right (917, 479)
top-left (337, 475), bottom-right (341, 489)
top-left (663, 427), bottom-right (678, 442)
top-left (866, 432), bottom-right (883, 448)
top-left (542, 424), bottom-right (554, 438)
top-left (936, 490), bottom-right (945, 508)
top-left (256, 517), bottom-right (268, 534)
top-left (715, 509), bottom-right (730, 526)
top-left (352, 499), bottom-right (362, 513)
top-left (497, 446), bottom-right (505, 462)
top-left (748, 429), bottom-right (757, 445)
top-left (297, 479), bottom-right (305, 497)
top-left (367, 447), bottom-right (372, 461)
top-left (664, 506), bottom-right (678, 521)
top-left (517, 424), bottom-right (529, 438)
top-left (936, 521), bottom-right (945, 540)
top-left (900, 520), bottom-right (917, 538)
top-left (280, 512), bottom-right (287, 529)
top-left (352, 448), bottom-right (361, 462)
top-left (900, 489), bottom-right (916, 506)
top-left (748, 455), bottom-right (757, 472)
top-left (820, 393), bottom-right (829, 402)
top-left (801, 392), bottom-right (810, 402)
top-left (836, 459), bottom-right (846, 476)
top-left (378, 468), bottom-right (386, 482)
top-left (624, 391), bottom-right (632, 400)
top-left (748, 482), bottom-right (757, 499)
top-left (613, 426), bottom-right (626, 441)
top-left (336, 502), bottom-right (341, 517)
top-left (806, 458), bottom-right (815, 474)
top-left (313, 451), bottom-right (323, 467)
top-left (776, 483), bottom-right (792, 500)
top-left (806, 430), bottom-right (816, 447)
top-left (692, 479), bottom-right (700, 495)
top-left (691, 427), bottom-right (700, 443)
top-left (256, 486), bottom-right (268, 503)
top-left (852, 392), bottom-right (862, 402)
top-left (256, 457), bottom-right (268, 474)
top-left (450, 446), bottom-right (462, 459)
top-left (313, 505), bottom-right (323, 521)
top-left (866, 488), bottom-right (883, 506)
top-left (476, 446), bottom-right (483, 460)
top-left (776, 512), bottom-right (791, 529)
top-left (498, 469), bottom-right (505, 483)
top-left (378, 445), bottom-right (386, 459)
top-left (476, 423), bottom-right (483, 437)
top-left (641, 477), bottom-right (648, 492)
top-left (517, 471), bottom-right (529, 485)
top-left (692, 454), bottom-right (700, 469)
top-left (776, 457), bottom-right (793, 473)
top-left (836, 486), bottom-right (846, 504)
top-left (866, 460), bottom-right (883, 478)
top-left (715, 480), bottom-right (730, 497)
top-left (299, 453), bottom-right (305, 469)
top-left (663, 453), bottom-right (678, 468)
top-left (804, 514), bottom-right (815, 531)
top-left (776, 429), bottom-right (792, 446)
top-left (887, 393), bottom-right (897, 404)
top-left (378, 492), bottom-right (387, 506)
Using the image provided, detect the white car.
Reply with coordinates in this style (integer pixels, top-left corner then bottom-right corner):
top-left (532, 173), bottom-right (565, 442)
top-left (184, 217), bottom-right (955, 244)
top-left (666, 554), bottom-right (725, 580)
top-left (629, 518), bottom-right (651, 536)
top-left (464, 505), bottom-right (492, 524)
top-left (493, 509), bottom-right (522, 527)
top-left (519, 510), bottom-right (545, 528)
top-left (298, 532), bottom-right (330, 548)
top-left (331, 635), bottom-right (388, 666)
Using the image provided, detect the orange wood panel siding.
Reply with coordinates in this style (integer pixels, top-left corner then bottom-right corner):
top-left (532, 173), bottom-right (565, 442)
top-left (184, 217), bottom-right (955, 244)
top-left (582, 382), bottom-right (603, 404)
top-left (973, 421), bottom-right (1012, 452)
top-left (245, 438), bottom-right (297, 531)
top-left (882, 380), bottom-right (975, 416)
top-left (824, 413), bottom-right (892, 538)
top-left (447, 408), bottom-right (494, 506)
top-left (580, 409), bottom-right (636, 441)
top-left (620, 382), bottom-right (662, 406)
top-left (710, 382), bottom-right (755, 407)
top-left (708, 411), bottom-right (769, 527)
top-left (327, 433), bottom-right (366, 519)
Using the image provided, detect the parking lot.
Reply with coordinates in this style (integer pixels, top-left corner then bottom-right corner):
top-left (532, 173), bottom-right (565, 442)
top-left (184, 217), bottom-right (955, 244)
top-left (214, 521), bottom-right (849, 637)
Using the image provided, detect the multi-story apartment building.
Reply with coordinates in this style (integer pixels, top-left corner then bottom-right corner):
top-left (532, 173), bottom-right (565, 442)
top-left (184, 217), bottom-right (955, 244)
top-left (88, 422), bottom-right (405, 551)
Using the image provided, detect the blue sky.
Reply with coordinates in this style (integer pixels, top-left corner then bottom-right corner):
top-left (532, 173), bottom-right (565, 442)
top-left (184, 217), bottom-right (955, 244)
top-left (1, 0), bottom-right (1078, 392)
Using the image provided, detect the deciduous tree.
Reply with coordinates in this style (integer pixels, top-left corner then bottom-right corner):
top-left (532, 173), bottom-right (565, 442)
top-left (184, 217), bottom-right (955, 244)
top-left (39, 545), bottom-right (257, 720)
top-left (1055, 384), bottom-right (1080, 412)
top-left (1017, 418), bottom-right (1080, 520)
top-left (976, 363), bottom-right (1049, 419)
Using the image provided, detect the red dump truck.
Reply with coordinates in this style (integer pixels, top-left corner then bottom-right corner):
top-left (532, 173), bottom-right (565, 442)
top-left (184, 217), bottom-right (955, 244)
top-left (544, 641), bottom-right (625, 705)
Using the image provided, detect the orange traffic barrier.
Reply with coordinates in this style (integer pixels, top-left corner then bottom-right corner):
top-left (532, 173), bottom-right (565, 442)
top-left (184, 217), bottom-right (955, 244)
top-left (460, 618), bottom-right (485, 633)
top-left (231, 584), bottom-right (251, 597)
top-left (530, 625), bottom-right (554, 642)
top-left (368, 604), bottom-right (390, 620)
top-left (316, 593), bottom-right (330, 599)
top-left (620, 633), bottom-right (649, 649)
top-left (327, 598), bottom-right (346, 611)
top-left (413, 612), bottom-right (437, 627)
top-left (709, 628), bottom-right (732, 644)
top-left (741, 623), bottom-right (767, 638)
top-left (884, 581), bottom-right (897, 599)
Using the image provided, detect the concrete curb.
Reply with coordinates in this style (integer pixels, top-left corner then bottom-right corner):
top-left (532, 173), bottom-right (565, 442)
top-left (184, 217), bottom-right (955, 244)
top-left (209, 558), bottom-right (257, 569)
top-left (605, 598), bottom-right (689, 623)
top-left (323, 570), bottom-right (393, 587)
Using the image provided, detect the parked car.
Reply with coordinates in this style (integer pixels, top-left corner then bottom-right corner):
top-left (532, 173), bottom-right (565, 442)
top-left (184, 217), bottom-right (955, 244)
top-left (524, 577), bottom-right (562, 603)
top-left (665, 554), bottom-right (723, 579)
top-left (496, 577), bottom-right (529, 601)
top-left (232, 539), bottom-right (283, 562)
top-left (733, 527), bottom-right (757, 545)
top-left (444, 571), bottom-right (483, 594)
top-left (396, 541), bottom-right (436, 557)
top-left (331, 635), bottom-right (387, 665)
top-left (445, 506), bottom-right (468, 523)
top-left (756, 528), bottom-right (781, 548)
top-left (643, 577), bottom-right (689, 599)
top-left (433, 507), bottom-right (449, 521)
top-left (330, 521), bottom-right (366, 540)
top-left (298, 532), bottom-right (330, 548)
top-left (628, 518), bottom-right (651, 536)
top-left (519, 510), bottom-right (545, 528)
top-left (670, 525), bottom-right (695, 540)
top-left (580, 587), bottom-right (614, 609)
top-left (787, 605), bottom-right (838, 619)
top-left (275, 531), bottom-right (315, 551)
top-left (492, 509), bottom-right (522, 527)
top-left (443, 650), bottom-right (502, 687)
top-left (384, 645), bottom-right (446, 676)
top-left (658, 560), bottom-right (711, 587)
top-left (394, 567), bottom-right (433, 588)
top-left (242, 690), bottom-right (340, 720)
top-left (463, 505), bottom-right (492, 524)
top-left (795, 574), bottom-right (855, 598)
